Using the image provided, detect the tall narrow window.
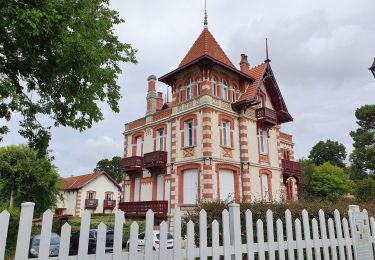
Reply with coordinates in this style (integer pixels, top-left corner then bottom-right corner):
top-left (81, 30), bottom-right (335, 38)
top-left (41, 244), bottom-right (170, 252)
top-left (219, 170), bottom-right (235, 201)
top-left (212, 78), bottom-right (217, 96)
top-left (156, 174), bottom-right (164, 200)
top-left (261, 173), bottom-right (269, 201)
top-left (184, 120), bottom-right (194, 147)
top-left (256, 95), bottom-right (263, 108)
top-left (231, 88), bottom-right (236, 102)
top-left (179, 88), bottom-right (183, 102)
top-left (87, 192), bottom-right (95, 200)
top-left (222, 121), bottom-right (231, 147)
top-left (197, 81), bottom-right (201, 96)
top-left (136, 136), bottom-right (142, 156)
top-left (156, 129), bottom-right (165, 151)
top-left (258, 129), bottom-right (268, 154)
top-left (221, 80), bottom-right (229, 100)
top-left (105, 192), bottom-right (113, 200)
top-left (134, 177), bottom-right (141, 202)
top-left (186, 79), bottom-right (193, 100)
top-left (183, 169), bottom-right (198, 204)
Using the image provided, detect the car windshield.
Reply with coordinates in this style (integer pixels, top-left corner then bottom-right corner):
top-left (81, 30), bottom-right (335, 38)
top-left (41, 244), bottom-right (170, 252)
top-left (51, 235), bottom-right (60, 245)
top-left (156, 233), bottom-right (173, 240)
top-left (32, 235), bottom-right (60, 246)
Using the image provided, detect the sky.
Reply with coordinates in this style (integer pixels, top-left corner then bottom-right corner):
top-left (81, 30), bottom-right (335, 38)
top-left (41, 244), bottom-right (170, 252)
top-left (2, 0), bottom-right (375, 177)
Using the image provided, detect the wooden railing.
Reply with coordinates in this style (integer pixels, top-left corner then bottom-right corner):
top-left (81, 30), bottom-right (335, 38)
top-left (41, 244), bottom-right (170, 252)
top-left (118, 201), bottom-right (168, 219)
top-left (85, 199), bottom-right (98, 209)
top-left (143, 151), bottom-right (167, 171)
top-left (123, 156), bottom-right (143, 173)
top-left (256, 107), bottom-right (278, 126)
top-left (282, 159), bottom-right (301, 174)
top-left (103, 199), bottom-right (116, 209)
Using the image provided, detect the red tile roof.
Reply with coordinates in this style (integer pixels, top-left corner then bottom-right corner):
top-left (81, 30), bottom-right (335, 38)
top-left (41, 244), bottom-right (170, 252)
top-left (178, 28), bottom-right (235, 69)
top-left (239, 63), bottom-right (267, 101)
top-left (61, 172), bottom-right (120, 190)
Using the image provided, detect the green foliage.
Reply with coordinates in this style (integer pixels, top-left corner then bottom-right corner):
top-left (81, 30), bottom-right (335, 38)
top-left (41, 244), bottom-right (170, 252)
top-left (0, 145), bottom-right (60, 216)
top-left (300, 158), bottom-right (316, 197)
top-left (310, 162), bottom-right (352, 201)
top-left (0, 205), bottom-right (20, 259)
top-left (94, 156), bottom-right (123, 182)
top-left (308, 139), bottom-right (347, 168)
top-left (354, 178), bottom-right (375, 201)
top-left (350, 104), bottom-right (375, 178)
top-left (0, 0), bottom-right (137, 154)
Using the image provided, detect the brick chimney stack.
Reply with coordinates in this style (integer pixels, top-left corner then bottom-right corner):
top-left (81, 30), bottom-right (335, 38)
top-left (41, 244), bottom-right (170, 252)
top-left (146, 75), bottom-right (163, 115)
top-left (240, 54), bottom-right (250, 72)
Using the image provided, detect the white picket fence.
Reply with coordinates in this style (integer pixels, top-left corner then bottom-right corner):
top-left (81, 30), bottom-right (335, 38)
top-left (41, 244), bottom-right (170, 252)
top-left (0, 202), bottom-right (374, 260)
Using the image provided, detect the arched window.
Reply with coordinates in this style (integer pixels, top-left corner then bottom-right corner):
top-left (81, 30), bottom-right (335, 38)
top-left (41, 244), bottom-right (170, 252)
top-left (186, 78), bottom-right (193, 100)
top-left (221, 79), bottom-right (229, 100)
top-left (212, 77), bottom-right (217, 96)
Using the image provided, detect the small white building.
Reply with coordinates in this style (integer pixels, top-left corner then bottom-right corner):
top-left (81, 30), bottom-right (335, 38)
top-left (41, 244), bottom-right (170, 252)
top-left (56, 171), bottom-right (121, 216)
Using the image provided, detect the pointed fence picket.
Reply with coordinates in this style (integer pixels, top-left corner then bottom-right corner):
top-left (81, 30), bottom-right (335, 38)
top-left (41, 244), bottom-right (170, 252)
top-left (0, 202), bottom-right (372, 260)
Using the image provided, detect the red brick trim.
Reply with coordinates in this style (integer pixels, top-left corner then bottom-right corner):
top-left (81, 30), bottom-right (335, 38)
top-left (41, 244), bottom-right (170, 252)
top-left (215, 164), bottom-right (241, 202)
top-left (177, 163), bottom-right (202, 204)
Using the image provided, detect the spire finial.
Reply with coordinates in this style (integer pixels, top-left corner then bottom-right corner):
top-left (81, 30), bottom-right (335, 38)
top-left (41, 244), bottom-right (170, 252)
top-left (204, 0), bottom-right (208, 28)
top-left (265, 38), bottom-right (271, 63)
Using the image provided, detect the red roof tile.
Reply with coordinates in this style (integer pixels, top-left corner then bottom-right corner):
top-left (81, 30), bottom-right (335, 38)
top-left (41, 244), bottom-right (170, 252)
top-left (239, 63), bottom-right (267, 101)
top-left (179, 28), bottom-right (235, 69)
top-left (61, 172), bottom-right (120, 190)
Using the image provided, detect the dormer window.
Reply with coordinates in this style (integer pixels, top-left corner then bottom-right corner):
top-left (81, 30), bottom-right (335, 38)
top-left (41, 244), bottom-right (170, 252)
top-left (231, 88), bottom-right (236, 102)
top-left (221, 80), bottom-right (229, 100)
top-left (212, 78), bottom-right (217, 96)
top-left (186, 78), bottom-right (193, 100)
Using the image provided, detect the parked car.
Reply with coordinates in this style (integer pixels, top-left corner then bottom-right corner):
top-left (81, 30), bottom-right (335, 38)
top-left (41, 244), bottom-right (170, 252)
top-left (29, 233), bottom-right (60, 258)
top-left (69, 229), bottom-right (114, 255)
top-left (126, 231), bottom-right (173, 251)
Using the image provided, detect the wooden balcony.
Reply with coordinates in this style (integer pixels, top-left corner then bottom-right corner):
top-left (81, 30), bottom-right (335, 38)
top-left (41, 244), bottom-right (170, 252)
top-left (123, 156), bottom-right (143, 175)
top-left (282, 159), bottom-right (302, 184)
top-left (103, 200), bottom-right (116, 210)
top-left (85, 199), bottom-right (98, 209)
top-left (143, 151), bottom-right (167, 173)
top-left (256, 107), bottom-right (278, 127)
top-left (118, 201), bottom-right (168, 220)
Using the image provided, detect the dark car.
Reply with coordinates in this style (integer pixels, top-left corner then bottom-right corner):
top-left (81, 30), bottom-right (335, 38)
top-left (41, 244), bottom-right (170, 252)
top-left (29, 233), bottom-right (60, 258)
top-left (69, 229), bottom-right (114, 255)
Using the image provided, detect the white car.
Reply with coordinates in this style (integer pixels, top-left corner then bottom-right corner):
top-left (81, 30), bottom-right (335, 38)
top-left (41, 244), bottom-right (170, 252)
top-left (127, 231), bottom-right (173, 251)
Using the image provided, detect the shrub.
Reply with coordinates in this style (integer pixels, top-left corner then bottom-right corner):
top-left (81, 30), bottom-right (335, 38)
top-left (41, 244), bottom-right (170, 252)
top-left (354, 178), bottom-right (375, 201)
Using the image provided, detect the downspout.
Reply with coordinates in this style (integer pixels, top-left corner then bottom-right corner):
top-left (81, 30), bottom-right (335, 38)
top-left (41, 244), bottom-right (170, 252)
top-left (168, 118), bottom-right (173, 230)
top-left (238, 109), bottom-right (245, 202)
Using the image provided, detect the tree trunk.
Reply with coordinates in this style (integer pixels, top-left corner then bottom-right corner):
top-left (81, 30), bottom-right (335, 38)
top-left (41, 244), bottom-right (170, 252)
top-left (9, 188), bottom-right (14, 208)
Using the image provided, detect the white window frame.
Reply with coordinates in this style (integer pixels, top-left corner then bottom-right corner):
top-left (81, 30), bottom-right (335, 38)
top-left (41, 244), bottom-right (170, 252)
top-left (184, 120), bottom-right (194, 147)
top-left (105, 192), bottom-right (113, 200)
top-left (261, 173), bottom-right (269, 201)
top-left (88, 192), bottom-right (95, 200)
top-left (136, 136), bottom-right (142, 156)
top-left (219, 170), bottom-right (235, 201)
top-left (179, 88), bottom-right (183, 102)
top-left (221, 80), bottom-right (229, 100)
top-left (258, 129), bottom-right (268, 154)
top-left (222, 121), bottom-right (231, 147)
top-left (183, 169), bottom-right (198, 204)
top-left (156, 174), bottom-right (164, 201)
top-left (212, 78), bottom-right (217, 96)
top-left (197, 81), bottom-right (201, 96)
top-left (256, 95), bottom-right (263, 108)
top-left (186, 79), bottom-right (193, 100)
top-left (134, 177), bottom-right (141, 202)
top-left (156, 129), bottom-right (165, 151)
top-left (231, 88), bottom-right (236, 102)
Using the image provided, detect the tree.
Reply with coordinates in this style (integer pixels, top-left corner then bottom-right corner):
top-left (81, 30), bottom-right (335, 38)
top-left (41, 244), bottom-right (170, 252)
top-left (0, 0), bottom-right (137, 155)
top-left (350, 105), bottom-right (375, 178)
top-left (310, 162), bottom-right (352, 201)
top-left (354, 178), bottom-right (375, 201)
top-left (308, 139), bottom-right (347, 168)
top-left (94, 156), bottom-right (123, 182)
top-left (0, 145), bottom-right (60, 215)
top-left (300, 159), bottom-right (316, 198)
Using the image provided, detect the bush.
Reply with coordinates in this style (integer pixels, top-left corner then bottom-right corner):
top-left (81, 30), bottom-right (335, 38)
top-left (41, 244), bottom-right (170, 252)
top-left (0, 205), bottom-right (20, 259)
top-left (354, 178), bottom-right (375, 201)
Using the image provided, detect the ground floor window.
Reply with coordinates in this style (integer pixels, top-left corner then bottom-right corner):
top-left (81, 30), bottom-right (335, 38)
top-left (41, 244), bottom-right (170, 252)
top-left (134, 177), bottom-right (141, 202)
top-left (261, 173), bottom-right (270, 201)
top-left (183, 169), bottom-right (198, 204)
top-left (157, 174), bottom-right (164, 200)
top-left (219, 169), bottom-right (235, 201)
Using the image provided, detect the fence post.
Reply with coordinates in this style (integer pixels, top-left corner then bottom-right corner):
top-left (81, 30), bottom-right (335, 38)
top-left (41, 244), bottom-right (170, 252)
top-left (229, 203), bottom-right (242, 260)
top-left (348, 205), bottom-right (374, 260)
top-left (14, 202), bottom-right (35, 260)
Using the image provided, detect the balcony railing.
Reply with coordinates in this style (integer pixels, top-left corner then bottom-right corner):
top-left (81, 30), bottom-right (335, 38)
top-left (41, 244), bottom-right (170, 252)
top-left (123, 156), bottom-right (143, 174)
top-left (282, 159), bottom-right (302, 184)
top-left (256, 107), bottom-right (278, 127)
top-left (118, 201), bottom-right (168, 220)
top-left (143, 151), bottom-right (167, 172)
top-left (103, 199), bottom-right (116, 209)
top-left (85, 199), bottom-right (98, 209)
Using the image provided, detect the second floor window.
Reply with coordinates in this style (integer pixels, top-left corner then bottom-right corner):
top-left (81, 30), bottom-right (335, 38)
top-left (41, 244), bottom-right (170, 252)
top-left (258, 129), bottom-right (268, 154)
top-left (136, 136), bottom-right (142, 156)
top-left (156, 129), bottom-right (165, 151)
top-left (221, 80), bottom-right (229, 100)
top-left (179, 88), bottom-right (183, 102)
top-left (256, 95), bottom-right (263, 108)
top-left (186, 79), bottom-right (193, 100)
top-left (105, 192), bottom-right (113, 200)
top-left (87, 192), bottom-right (95, 200)
top-left (231, 88), bottom-right (236, 102)
top-left (212, 78), bottom-right (217, 96)
top-left (184, 120), bottom-right (194, 147)
top-left (222, 121), bottom-right (230, 147)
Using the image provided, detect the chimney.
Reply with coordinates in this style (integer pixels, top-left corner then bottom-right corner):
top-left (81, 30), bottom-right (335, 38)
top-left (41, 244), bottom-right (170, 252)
top-left (146, 75), bottom-right (163, 115)
top-left (240, 54), bottom-right (250, 72)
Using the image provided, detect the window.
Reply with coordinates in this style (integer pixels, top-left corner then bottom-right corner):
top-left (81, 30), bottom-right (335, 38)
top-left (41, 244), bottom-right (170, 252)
top-left (179, 88), bottom-right (183, 102)
top-left (136, 136), bottom-right (142, 156)
top-left (156, 129), bottom-right (165, 151)
top-left (212, 78), bottom-right (217, 96)
top-left (258, 129), bottom-right (268, 154)
top-left (197, 81), bottom-right (201, 96)
top-left (184, 120), bottom-right (194, 147)
top-left (183, 169), bottom-right (198, 204)
top-left (105, 192), bottom-right (113, 200)
top-left (221, 80), bottom-right (229, 100)
top-left (219, 170), bottom-right (235, 201)
top-left (231, 88), bottom-right (236, 102)
top-left (222, 121), bottom-right (231, 147)
top-left (256, 95), bottom-right (263, 108)
top-left (261, 173), bottom-right (269, 201)
top-left (87, 192), bottom-right (95, 200)
top-left (156, 174), bottom-right (164, 200)
top-left (134, 177), bottom-right (141, 202)
top-left (186, 78), bottom-right (193, 100)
